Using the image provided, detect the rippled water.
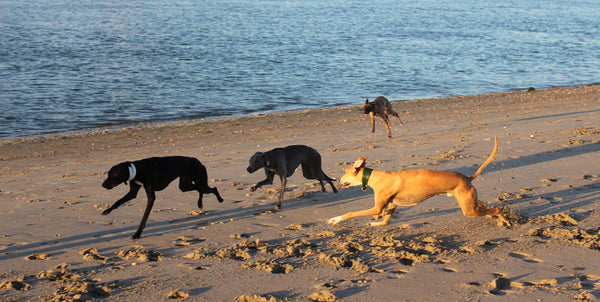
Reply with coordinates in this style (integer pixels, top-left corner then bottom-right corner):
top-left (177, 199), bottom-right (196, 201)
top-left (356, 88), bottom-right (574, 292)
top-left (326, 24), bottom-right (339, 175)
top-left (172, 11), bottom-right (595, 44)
top-left (1, 0), bottom-right (599, 138)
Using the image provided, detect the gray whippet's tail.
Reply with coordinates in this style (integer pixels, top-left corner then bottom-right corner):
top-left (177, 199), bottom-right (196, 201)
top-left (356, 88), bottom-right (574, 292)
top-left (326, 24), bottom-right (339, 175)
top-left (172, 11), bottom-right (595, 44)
top-left (469, 136), bottom-right (498, 181)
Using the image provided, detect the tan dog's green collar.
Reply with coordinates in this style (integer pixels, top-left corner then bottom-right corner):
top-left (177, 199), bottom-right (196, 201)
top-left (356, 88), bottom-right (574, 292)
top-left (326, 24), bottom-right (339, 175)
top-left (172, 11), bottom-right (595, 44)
top-left (362, 168), bottom-right (373, 191)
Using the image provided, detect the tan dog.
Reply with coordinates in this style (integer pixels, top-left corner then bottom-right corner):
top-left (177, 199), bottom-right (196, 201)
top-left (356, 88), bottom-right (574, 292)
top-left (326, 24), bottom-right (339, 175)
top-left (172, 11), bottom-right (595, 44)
top-left (363, 96), bottom-right (403, 138)
top-left (328, 137), bottom-right (510, 227)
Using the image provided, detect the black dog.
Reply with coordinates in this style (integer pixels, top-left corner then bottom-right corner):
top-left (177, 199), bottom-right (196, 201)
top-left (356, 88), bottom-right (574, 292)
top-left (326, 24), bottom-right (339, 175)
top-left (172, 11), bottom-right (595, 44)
top-left (101, 156), bottom-right (223, 239)
top-left (247, 145), bottom-right (337, 210)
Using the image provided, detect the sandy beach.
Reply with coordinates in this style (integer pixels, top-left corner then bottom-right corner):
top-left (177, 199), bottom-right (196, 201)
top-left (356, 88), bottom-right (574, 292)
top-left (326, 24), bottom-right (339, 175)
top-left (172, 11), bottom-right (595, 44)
top-left (1, 85), bottom-right (600, 301)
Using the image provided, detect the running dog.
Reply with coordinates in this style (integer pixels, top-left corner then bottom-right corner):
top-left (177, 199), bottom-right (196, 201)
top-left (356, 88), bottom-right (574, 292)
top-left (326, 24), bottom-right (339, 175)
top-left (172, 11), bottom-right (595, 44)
top-left (363, 96), bottom-right (403, 138)
top-left (102, 156), bottom-right (223, 239)
top-left (328, 137), bottom-right (510, 227)
top-left (247, 145), bottom-right (337, 210)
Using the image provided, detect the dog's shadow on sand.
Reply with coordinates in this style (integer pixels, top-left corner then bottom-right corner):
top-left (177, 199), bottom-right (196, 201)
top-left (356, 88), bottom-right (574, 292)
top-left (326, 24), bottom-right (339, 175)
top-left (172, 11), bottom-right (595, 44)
top-left (0, 186), bottom-right (354, 261)
top-left (2, 142), bottom-right (598, 261)
top-left (485, 141), bottom-right (600, 173)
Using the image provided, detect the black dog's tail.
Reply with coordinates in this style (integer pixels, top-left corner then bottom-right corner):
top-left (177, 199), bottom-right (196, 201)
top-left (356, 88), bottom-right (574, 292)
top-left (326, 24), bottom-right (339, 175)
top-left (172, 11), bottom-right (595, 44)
top-left (469, 136), bottom-right (498, 181)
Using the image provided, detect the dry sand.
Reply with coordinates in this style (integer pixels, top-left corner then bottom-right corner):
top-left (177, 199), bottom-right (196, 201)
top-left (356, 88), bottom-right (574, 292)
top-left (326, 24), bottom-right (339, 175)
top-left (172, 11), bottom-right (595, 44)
top-left (1, 84), bottom-right (600, 301)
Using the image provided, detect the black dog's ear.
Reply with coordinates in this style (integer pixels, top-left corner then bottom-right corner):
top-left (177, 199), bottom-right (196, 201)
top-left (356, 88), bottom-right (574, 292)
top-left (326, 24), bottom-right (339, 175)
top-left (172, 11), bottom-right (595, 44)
top-left (365, 99), bottom-right (369, 105)
top-left (264, 153), bottom-right (271, 167)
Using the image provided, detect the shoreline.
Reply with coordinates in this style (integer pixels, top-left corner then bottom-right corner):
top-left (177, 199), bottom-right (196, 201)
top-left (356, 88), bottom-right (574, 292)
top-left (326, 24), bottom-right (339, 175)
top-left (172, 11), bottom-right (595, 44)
top-left (2, 83), bottom-right (598, 145)
top-left (1, 84), bottom-right (600, 301)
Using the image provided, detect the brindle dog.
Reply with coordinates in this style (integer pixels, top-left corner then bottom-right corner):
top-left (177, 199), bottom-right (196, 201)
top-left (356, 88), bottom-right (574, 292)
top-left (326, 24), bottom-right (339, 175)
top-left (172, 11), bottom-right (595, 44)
top-left (363, 96), bottom-right (403, 138)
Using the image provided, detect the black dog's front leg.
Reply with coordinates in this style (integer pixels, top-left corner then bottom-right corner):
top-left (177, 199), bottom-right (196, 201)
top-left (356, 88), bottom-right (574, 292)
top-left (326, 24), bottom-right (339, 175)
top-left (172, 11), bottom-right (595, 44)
top-left (102, 183), bottom-right (142, 215)
top-left (132, 186), bottom-right (156, 239)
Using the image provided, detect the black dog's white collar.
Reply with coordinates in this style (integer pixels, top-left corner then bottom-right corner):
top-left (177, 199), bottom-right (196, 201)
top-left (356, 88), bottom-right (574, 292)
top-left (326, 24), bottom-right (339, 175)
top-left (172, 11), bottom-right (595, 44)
top-left (128, 163), bottom-right (143, 186)
top-left (128, 163), bottom-right (136, 181)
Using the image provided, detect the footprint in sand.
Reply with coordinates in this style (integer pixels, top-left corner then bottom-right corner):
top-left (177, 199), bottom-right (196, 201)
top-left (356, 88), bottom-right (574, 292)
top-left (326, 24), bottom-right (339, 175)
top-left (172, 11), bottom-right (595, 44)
top-left (24, 253), bottom-right (52, 260)
top-left (79, 248), bottom-right (107, 261)
top-left (0, 278), bottom-right (31, 291)
top-left (174, 236), bottom-right (206, 246)
top-left (167, 290), bottom-right (189, 299)
top-left (508, 252), bottom-right (543, 263)
top-left (388, 270), bottom-right (408, 278)
top-left (541, 178), bottom-right (558, 183)
top-left (577, 274), bottom-right (600, 290)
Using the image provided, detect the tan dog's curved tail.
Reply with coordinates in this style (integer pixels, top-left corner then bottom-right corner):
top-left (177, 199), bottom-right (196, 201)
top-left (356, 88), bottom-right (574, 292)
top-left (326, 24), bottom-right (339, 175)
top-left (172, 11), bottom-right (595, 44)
top-left (469, 136), bottom-right (498, 181)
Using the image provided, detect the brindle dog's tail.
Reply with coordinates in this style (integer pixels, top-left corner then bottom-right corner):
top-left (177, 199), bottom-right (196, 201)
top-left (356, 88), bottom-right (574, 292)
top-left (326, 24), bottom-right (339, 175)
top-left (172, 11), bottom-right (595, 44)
top-left (469, 136), bottom-right (498, 181)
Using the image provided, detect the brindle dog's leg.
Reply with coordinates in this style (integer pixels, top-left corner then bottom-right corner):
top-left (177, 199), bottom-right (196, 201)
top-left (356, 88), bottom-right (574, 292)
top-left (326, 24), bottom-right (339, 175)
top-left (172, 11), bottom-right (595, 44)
top-left (369, 112), bottom-right (376, 133)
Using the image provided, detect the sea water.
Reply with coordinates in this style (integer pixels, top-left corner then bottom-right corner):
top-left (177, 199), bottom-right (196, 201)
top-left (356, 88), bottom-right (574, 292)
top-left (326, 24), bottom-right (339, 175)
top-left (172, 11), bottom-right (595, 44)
top-left (1, 0), bottom-right (599, 138)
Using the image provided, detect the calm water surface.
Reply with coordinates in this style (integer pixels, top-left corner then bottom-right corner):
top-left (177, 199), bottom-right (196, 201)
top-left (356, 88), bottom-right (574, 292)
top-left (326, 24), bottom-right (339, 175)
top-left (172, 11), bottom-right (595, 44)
top-left (1, 0), bottom-right (599, 138)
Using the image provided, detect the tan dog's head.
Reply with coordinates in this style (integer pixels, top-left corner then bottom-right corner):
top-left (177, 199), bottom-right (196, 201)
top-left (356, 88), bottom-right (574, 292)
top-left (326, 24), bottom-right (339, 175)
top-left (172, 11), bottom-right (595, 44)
top-left (340, 157), bottom-right (367, 187)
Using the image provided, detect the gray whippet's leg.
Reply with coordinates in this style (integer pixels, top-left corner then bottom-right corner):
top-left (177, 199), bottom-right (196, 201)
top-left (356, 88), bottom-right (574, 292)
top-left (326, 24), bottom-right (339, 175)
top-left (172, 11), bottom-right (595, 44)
top-left (276, 175), bottom-right (286, 210)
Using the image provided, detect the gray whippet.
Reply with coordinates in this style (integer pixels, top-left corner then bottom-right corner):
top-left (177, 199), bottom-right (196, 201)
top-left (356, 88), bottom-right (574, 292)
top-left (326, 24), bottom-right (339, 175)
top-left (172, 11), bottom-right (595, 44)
top-left (247, 145), bottom-right (338, 210)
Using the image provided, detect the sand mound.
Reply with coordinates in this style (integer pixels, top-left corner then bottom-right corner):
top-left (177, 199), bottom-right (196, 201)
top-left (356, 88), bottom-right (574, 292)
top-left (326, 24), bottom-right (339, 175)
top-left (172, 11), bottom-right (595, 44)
top-left (79, 247), bottom-right (108, 261)
top-left (0, 277), bottom-right (31, 291)
top-left (527, 211), bottom-right (600, 250)
top-left (36, 263), bottom-right (81, 282)
top-left (33, 263), bottom-right (114, 301)
top-left (242, 259), bottom-right (294, 274)
top-left (234, 294), bottom-right (281, 302)
top-left (24, 253), bottom-right (52, 260)
top-left (308, 290), bottom-right (337, 301)
top-left (167, 290), bottom-right (189, 299)
top-left (47, 280), bottom-right (111, 301)
top-left (117, 245), bottom-right (163, 262)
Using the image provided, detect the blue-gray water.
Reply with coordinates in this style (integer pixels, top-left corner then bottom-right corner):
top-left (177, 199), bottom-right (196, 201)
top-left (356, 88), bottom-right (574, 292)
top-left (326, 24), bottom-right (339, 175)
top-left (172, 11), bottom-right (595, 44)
top-left (1, 0), bottom-right (599, 139)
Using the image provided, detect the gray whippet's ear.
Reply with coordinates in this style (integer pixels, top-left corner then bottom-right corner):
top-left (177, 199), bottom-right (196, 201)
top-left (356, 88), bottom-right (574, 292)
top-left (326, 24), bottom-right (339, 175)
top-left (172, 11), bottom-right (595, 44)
top-left (352, 157), bottom-right (367, 175)
top-left (262, 153), bottom-right (270, 167)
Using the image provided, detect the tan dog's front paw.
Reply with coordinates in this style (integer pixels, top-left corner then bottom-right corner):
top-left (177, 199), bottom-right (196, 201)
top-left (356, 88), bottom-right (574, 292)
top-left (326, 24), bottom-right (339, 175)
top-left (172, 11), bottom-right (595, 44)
top-left (328, 216), bottom-right (343, 225)
top-left (368, 221), bottom-right (388, 227)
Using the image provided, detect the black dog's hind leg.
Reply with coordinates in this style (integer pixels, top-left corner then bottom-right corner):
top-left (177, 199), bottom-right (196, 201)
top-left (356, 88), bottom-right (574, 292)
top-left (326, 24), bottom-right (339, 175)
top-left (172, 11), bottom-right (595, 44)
top-left (195, 185), bottom-right (224, 208)
top-left (322, 171), bottom-right (338, 193)
top-left (102, 183), bottom-right (142, 215)
top-left (179, 175), bottom-right (205, 209)
top-left (182, 172), bottom-right (224, 210)
top-left (209, 187), bottom-right (224, 203)
top-left (132, 186), bottom-right (156, 239)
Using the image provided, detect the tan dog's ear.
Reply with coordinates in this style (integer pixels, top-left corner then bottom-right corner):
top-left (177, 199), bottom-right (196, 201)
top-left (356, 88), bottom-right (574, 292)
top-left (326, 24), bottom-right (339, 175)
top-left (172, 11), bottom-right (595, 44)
top-left (352, 157), bottom-right (367, 175)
